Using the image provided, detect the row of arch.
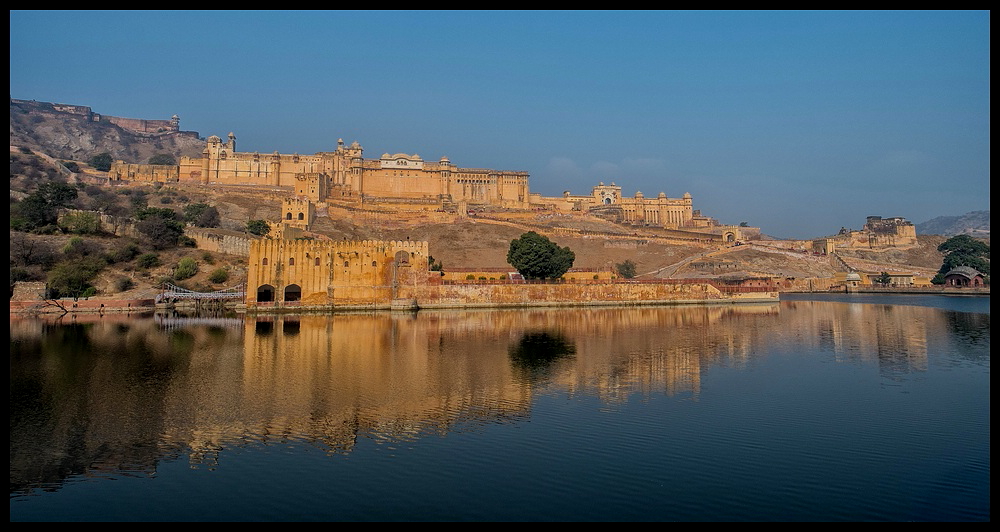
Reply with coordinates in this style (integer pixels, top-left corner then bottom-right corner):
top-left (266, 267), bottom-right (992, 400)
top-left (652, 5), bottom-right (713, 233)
top-left (257, 284), bottom-right (299, 302)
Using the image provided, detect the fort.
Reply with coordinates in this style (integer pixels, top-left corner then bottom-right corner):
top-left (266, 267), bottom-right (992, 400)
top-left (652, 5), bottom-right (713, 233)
top-left (11, 98), bottom-right (189, 138)
top-left (109, 132), bottom-right (758, 234)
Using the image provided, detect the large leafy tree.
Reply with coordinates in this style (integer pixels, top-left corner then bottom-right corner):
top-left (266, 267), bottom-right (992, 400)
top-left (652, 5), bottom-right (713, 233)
top-left (507, 231), bottom-right (575, 280)
top-left (148, 153), bottom-right (177, 166)
top-left (135, 207), bottom-right (185, 249)
top-left (937, 235), bottom-right (990, 276)
top-left (246, 219), bottom-right (271, 236)
top-left (11, 182), bottom-right (79, 230)
top-left (88, 152), bottom-right (114, 172)
top-left (183, 203), bottom-right (221, 228)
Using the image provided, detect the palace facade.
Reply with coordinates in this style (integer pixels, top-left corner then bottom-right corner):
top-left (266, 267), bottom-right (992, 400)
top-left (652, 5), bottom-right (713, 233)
top-left (110, 133), bottom-right (745, 236)
top-left (112, 134), bottom-right (530, 208)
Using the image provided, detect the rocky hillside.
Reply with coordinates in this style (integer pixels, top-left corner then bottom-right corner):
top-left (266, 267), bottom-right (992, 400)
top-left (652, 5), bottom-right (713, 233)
top-left (9, 99), bottom-right (205, 164)
top-left (916, 210), bottom-right (990, 237)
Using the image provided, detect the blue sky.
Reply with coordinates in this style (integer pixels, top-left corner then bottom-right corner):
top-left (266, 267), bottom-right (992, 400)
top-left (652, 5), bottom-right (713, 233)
top-left (10, 11), bottom-right (990, 239)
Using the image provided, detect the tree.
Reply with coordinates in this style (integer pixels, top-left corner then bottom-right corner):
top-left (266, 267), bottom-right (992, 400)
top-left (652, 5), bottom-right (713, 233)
top-left (89, 152), bottom-right (114, 172)
top-left (209, 268), bottom-right (230, 284)
top-left (183, 203), bottom-right (221, 228)
top-left (136, 207), bottom-right (185, 249)
top-left (616, 259), bottom-right (637, 279)
top-left (11, 182), bottom-right (79, 231)
top-left (507, 231), bottom-right (575, 280)
top-left (246, 219), bottom-right (271, 236)
top-left (874, 272), bottom-right (892, 286)
top-left (47, 257), bottom-right (105, 299)
top-left (148, 153), bottom-right (177, 166)
top-left (173, 258), bottom-right (198, 281)
top-left (937, 235), bottom-right (990, 276)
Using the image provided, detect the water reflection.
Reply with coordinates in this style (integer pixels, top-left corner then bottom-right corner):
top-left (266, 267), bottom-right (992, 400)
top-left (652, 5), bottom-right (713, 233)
top-left (9, 299), bottom-right (990, 499)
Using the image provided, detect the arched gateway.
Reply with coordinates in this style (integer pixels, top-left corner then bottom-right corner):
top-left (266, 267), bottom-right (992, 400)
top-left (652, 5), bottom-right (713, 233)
top-left (246, 239), bottom-right (429, 307)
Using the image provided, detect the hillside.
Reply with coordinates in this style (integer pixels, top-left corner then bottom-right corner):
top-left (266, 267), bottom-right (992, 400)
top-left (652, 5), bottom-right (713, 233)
top-left (9, 99), bottom-right (205, 164)
top-left (916, 210), bottom-right (990, 237)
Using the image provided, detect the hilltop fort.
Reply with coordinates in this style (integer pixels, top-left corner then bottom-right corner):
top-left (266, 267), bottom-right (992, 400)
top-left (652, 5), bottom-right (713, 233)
top-left (110, 133), bottom-right (754, 243)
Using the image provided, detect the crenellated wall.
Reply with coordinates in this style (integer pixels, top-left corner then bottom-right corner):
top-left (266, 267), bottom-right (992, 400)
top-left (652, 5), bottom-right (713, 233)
top-left (246, 239), bottom-right (430, 306)
top-left (245, 237), bottom-right (777, 309)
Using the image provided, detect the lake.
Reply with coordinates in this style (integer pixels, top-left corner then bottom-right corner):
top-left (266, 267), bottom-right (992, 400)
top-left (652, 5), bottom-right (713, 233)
top-left (10, 295), bottom-right (990, 521)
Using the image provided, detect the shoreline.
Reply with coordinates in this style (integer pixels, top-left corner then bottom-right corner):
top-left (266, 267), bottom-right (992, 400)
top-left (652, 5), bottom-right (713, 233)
top-left (11, 288), bottom-right (989, 316)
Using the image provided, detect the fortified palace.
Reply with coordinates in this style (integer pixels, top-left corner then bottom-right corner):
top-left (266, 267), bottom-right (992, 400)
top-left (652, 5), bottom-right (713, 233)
top-left (110, 132), bottom-right (736, 236)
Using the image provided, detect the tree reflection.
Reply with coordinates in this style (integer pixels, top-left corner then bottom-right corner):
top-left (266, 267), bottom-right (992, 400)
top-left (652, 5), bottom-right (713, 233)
top-left (508, 330), bottom-right (576, 382)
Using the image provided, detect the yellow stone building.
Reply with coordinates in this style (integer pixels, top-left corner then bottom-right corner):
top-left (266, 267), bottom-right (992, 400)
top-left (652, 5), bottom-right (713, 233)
top-left (110, 133), bottom-right (747, 236)
top-left (112, 134), bottom-right (530, 208)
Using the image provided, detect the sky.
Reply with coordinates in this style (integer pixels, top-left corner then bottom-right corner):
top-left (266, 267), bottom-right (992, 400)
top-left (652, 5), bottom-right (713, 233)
top-left (9, 10), bottom-right (990, 239)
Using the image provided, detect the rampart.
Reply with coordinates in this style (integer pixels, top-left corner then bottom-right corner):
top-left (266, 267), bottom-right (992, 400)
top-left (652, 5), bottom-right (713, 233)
top-left (186, 228), bottom-right (253, 256)
top-left (245, 237), bottom-right (777, 310)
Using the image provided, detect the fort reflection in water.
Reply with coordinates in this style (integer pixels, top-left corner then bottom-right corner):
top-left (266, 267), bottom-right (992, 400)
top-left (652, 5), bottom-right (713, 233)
top-left (10, 300), bottom-right (985, 494)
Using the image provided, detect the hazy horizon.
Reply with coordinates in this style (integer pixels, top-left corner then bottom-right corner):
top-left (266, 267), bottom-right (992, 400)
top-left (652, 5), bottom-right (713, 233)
top-left (9, 11), bottom-right (990, 239)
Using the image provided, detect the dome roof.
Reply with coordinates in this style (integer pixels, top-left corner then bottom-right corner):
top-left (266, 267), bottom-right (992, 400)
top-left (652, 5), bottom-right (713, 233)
top-left (945, 266), bottom-right (983, 279)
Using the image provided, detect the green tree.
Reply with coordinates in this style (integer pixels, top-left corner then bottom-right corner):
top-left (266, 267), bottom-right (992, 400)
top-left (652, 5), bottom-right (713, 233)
top-left (507, 231), bottom-right (575, 280)
top-left (173, 257), bottom-right (198, 281)
top-left (246, 219), bottom-right (271, 236)
top-left (148, 153), bottom-right (177, 166)
top-left (88, 152), bottom-right (114, 172)
top-left (183, 203), bottom-right (221, 228)
top-left (60, 211), bottom-right (101, 234)
top-left (11, 182), bottom-right (79, 231)
top-left (874, 272), bottom-right (892, 286)
top-left (937, 235), bottom-right (990, 276)
top-left (47, 257), bottom-right (105, 299)
top-left (616, 259), bottom-right (637, 279)
top-left (209, 268), bottom-right (230, 284)
top-left (136, 207), bottom-right (185, 249)
top-left (136, 253), bottom-right (161, 269)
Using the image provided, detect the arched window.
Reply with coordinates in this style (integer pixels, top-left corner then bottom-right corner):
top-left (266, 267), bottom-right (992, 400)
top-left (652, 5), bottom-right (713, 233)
top-left (262, 258), bottom-right (268, 266)
top-left (289, 257), bottom-right (295, 266)
top-left (344, 261), bottom-right (350, 268)
top-left (286, 212), bottom-right (292, 220)
top-left (298, 212), bottom-right (304, 220)
top-left (372, 261), bottom-right (377, 267)
top-left (315, 257), bottom-right (321, 266)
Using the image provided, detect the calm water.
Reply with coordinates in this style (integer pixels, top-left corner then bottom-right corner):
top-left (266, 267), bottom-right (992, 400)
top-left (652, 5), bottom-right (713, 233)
top-left (10, 295), bottom-right (990, 521)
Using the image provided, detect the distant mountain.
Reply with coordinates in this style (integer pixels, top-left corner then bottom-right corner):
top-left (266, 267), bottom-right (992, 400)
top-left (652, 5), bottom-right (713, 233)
top-left (9, 98), bottom-right (205, 164)
top-left (916, 211), bottom-right (990, 237)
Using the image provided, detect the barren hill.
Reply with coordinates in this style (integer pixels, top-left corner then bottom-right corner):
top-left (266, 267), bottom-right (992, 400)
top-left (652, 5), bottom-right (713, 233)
top-left (9, 99), bottom-right (205, 164)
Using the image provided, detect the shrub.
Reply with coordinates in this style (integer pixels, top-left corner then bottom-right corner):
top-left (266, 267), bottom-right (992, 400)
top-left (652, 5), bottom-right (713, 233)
top-left (136, 253), bottom-right (161, 269)
top-left (105, 242), bottom-right (141, 264)
top-left (115, 277), bottom-right (136, 292)
top-left (47, 257), bottom-right (104, 299)
top-left (246, 219), bottom-right (271, 236)
top-left (60, 211), bottom-right (101, 234)
top-left (466, 274), bottom-right (476, 280)
top-left (148, 154), bottom-right (176, 166)
top-left (615, 260), bottom-right (637, 279)
top-left (173, 258), bottom-right (198, 281)
top-left (209, 268), bottom-right (229, 284)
